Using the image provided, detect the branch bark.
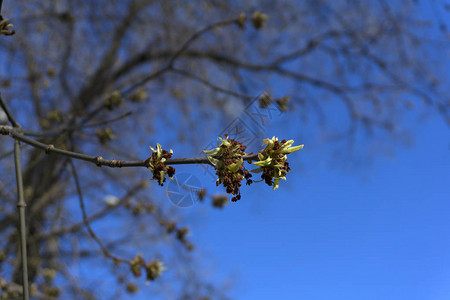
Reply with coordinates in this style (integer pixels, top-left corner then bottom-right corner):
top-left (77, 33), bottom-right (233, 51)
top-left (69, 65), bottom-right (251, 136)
top-left (1, 125), bottom-right (260, 168)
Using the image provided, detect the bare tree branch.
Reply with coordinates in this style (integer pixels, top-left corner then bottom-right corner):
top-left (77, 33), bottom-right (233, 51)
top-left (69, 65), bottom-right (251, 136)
top-left (69, 159), bottom-right (128, 264)
top-left (1, 125), bottom-right (260, 168)
top-left (0, 92), bottom-right (20, 127)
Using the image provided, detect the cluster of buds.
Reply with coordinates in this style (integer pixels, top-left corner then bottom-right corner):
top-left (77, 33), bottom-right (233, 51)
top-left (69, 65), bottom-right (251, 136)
top-left (104, 90), bottom-right (123, 110)
top-left (39, 109), bottom-right (63, 129)
top-left (258, 93), bottom-right (290, 111)
top-left (129, 254), bottom-right (166, 282)
top-left (129, 89), bottom-right (148, 103)
top-left (252, 137), bottom-right (304, 190)
top-left (164, 221), bottom-right (194, 251)
top-left (0, 16), bottom-right (15, 36)
top-left (204, 135), bottom-right (252, 202)
top-left (146, 144), bottom-right (175, 186)
top-left (236, 11), bottom-right (269, 30)
top-left (95, 127), bottom-right (115, 144)
top-left (146, 136), bottom-right (303, 202)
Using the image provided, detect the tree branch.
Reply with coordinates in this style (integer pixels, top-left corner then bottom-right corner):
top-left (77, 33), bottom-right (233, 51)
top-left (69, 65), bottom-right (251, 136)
top-left (0, 92), bottom-right (20, 127)
top-left (116, 17), bottom-right (241, 94)
top-left (14, 140), bottom-right (29, 300)
top-left (171, 68), bottom-right (253, 100)
top-left (166, 18), bottom-right (239, 68)
top-left (69, 159), bottom-right (128, 264)
top-left (1, 125), bottom-right (260, 168)
top-left (32, 181), bottom-right (144, 242)
top-left (21, 111), bottom-right (133, 138)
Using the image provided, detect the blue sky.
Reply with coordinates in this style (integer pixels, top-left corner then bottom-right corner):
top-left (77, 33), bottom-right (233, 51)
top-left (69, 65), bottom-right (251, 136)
top-left (188, 115), bottom-right (449, 300)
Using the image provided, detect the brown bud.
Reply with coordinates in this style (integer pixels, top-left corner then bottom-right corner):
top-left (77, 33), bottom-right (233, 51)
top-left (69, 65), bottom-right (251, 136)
top-left (276, 97), bottom-right (290, 112)
top-left (259, 93), bottom-right (272, 108)
top-left (126, 282), bottom-right (139, 294)
top-left (212, 195), bottom-right (228, 208)
top-left (166, 221), bottom-right (176, 233)
top-left (176, 227), bottom-right (189, 241)
top-left (237, 13), bottom-right (246, 29)
top-left (251, 11), bottom-right (269, 29)
top-left (197, 189), bottom-right (207, 201)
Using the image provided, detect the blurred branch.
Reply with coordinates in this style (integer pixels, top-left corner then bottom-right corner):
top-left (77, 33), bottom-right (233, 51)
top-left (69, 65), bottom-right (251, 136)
top-left (0, 278), bottom-right (52, 300)
top-left (75, 2), bottom-right (141, 110)
top-left (21, 111), bottom-right (133, 138)
top-left (122, 48), bottom-right (355, 94)
top-left (58, 264), bottom-right (97, 300)
top-left (0, 92), bottom-right (20, 127)
top-left (113, 27), bottom-right (341, 82)
top-left (0, 148), bottom-right (14, 160)
top-left (32, 181), bottom-right (145, 242)
top-left (80, 111), bottom-right (133, 129)
top-left (271, 30), bottom-right (342, 65)
top-left (171, 68), bottom-right (253, 100)
top-left (69, 159), bottom-right (128, 264)
top-left (167, 18), bottom-right (239, 68)
top-left (117, 17), bottom-right (241, 94)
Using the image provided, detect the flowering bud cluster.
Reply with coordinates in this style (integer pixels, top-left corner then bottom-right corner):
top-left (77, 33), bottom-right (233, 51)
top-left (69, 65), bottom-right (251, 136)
top-left (95, 128), bottom-right (115, 144)
top-left (164, 221), bottom-right (194, 251)
top-left (252, 137), bottom-right (304, 190)
top-left (146, 136), bottom-right (303, 202)
top-left (104, 91), bottom-right (123, 110)
top-left (203, 135), bottom-right (252, 202)
top-left (130, 254), bottom-right (166, 282)
top-left (0, 16), bottom-right (15, 36)
top-left (146, 144), bottom-right (175, 186)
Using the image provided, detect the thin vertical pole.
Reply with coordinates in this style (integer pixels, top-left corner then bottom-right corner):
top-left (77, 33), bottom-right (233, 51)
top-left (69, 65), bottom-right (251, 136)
top-left (14, 140), bottom-right (29, 300)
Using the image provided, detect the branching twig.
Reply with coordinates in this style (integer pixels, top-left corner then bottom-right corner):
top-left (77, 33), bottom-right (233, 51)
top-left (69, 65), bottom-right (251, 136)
top-left (69, 159), bottom-right (128, 264)
top-left (121, 17), bottom-right (240, 95)
top-left (171, 68), bottom-right (253, 100)
top-left (167, 18), bottom-right (238, 68)
top-left (32, 182), bottom-right (144, 242)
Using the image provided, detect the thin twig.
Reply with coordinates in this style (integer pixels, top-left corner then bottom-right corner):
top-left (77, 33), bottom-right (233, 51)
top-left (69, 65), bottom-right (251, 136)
top-left (21, 111), bottom-right (133, 137)
top-left (171, 68), bottom-right (253, 100)
top-left (122, 18), bottom-right (239, 95)
top-left (14, 140), bottom-right (29, 300)
top-left (0, 125), bottom-right (260, 168)
top-left (167, 18), bottom-right (238, 67)
top-left (79, 111), bottom-right (133, 129)
top-left (32, 182), bottom-right (144, 242)
top-left (0, 142), bottom-right (27, 160)
top-left (0, 148), bottom-right (14, 160)
top-left (0, 92), bottom-right (20, 128)
top-left (69, 159), bottom-right (128, 264)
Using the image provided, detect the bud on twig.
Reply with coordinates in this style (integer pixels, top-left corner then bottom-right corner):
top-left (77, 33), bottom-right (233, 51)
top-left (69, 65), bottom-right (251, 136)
top-left (251, 11), bottom-right (269, 29)
top-left (0, 16), bottom-right (15, 36)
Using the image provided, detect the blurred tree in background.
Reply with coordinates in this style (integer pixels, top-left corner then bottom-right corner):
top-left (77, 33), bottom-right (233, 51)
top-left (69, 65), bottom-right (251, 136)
top-left (0, 0), bottom-right (448, 299)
